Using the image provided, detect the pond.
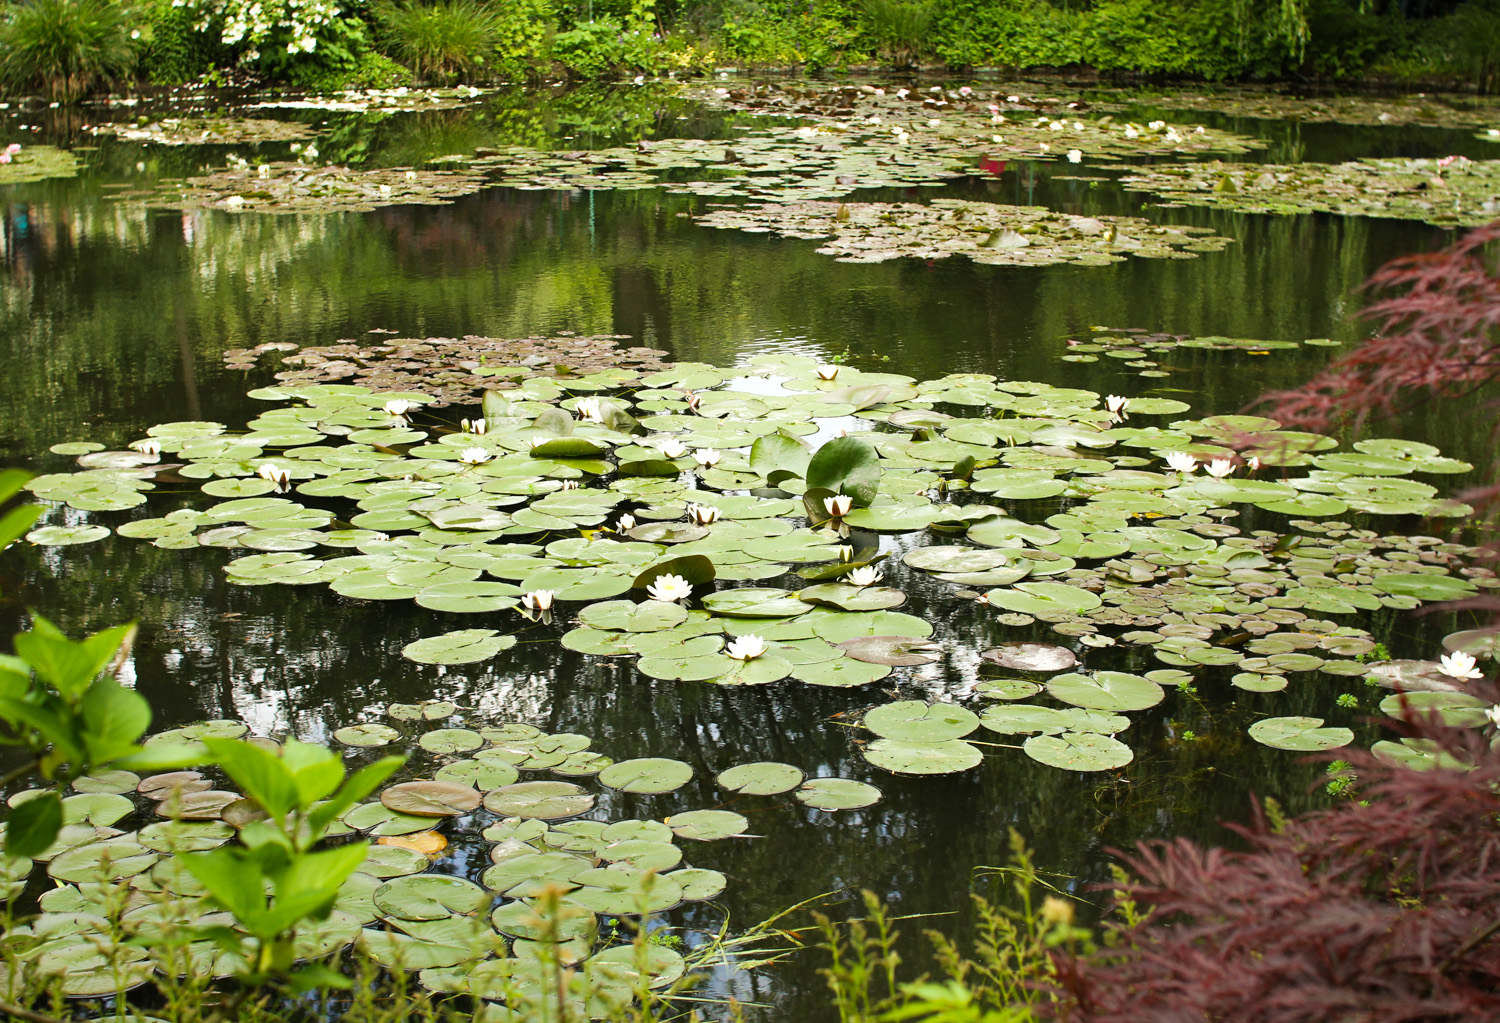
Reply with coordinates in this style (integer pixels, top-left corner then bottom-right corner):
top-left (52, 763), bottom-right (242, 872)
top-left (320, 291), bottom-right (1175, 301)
top-left (2, 79), bottom-right (1498, 1018)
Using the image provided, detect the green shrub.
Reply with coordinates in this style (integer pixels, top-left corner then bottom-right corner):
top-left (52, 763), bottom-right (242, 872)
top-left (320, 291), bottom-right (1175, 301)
top-left (375, 0), bottom-right (502, 81)
top-left (1424, 0), bottom-right (1500, 92)
top-left (0, 0), bottom-right (139, 100)
top-left (933, 0), bottom-right (1084, 69)
top-left (858, 0), bottom-right (933, 66)
top-left (135, 0), bottom-right (233, 84)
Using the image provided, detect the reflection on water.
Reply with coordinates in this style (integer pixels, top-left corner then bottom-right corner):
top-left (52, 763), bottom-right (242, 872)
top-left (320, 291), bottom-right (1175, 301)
top-left (0, 86), bottom-right (1488, 1019)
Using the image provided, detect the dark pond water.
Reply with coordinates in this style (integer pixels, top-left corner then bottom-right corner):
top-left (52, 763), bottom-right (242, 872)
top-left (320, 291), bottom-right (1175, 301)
top-left (0, 81), bottom-right (1492, 1018)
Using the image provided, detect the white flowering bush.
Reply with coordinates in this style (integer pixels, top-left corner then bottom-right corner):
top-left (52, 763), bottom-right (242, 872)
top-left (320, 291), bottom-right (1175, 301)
top-left (174, 0), bottom-right (346, 59)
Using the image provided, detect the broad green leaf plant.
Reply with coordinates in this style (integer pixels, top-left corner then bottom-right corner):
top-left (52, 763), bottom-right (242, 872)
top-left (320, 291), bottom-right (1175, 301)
top-left (182, 738), bottom-right (403, 990)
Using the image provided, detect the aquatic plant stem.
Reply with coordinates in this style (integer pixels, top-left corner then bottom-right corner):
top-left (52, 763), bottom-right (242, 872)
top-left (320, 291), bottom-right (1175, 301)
top-left (0, 998), bottom-right (67, 1023)
top-left (0, 759), bottom-right (40, 790)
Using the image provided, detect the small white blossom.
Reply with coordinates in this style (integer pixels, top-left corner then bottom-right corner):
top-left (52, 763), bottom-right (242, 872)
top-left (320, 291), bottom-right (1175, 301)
top-left (1067, 149), bottom-right (1082, 164)
top-left (846, 566), bottom-right (881, 587)
top-left (726, 635), bottom-right (767, 660)
top-left (816, 364), bottom-right (840, 381)
top-left (1164, 451), bottom-right (1198, 474)
top-left (615, 513), bottom-right (636, 532)
top-left (646, 573), bottom-right (693, 602)
top-left (1105, 394), bottom-right (1129, 416)
top-left (836, 545), bottom-right (854, 562)
top-left (257, 463), bottom-right (291, 491)
top-left (1439, 650), bottom-right (1484, 680)
top-left (575, 397), bottom-right (604, 423)
top-left (383, 399), bottom-right (415, 418)
top-left (521, 590), bottom-right (554, 611)
top-left (824, 494), bottom-right (853, 518)
top-left (656, 437), bottom-right (688, 459)
top-left (457, 447), bottom-right (492, 465)
top-left (461, 418), bottom-right (486, 435)
top-left (686, 502), bottom-right (721, 525)
top-left (1486, 704), bottom-right (1500, 726)
top-left (1205, 458), bottom-right (1235, 478)
top-left (130, 439), bottom-right (162, 457)
top-left (693, 448), bottom-right (722, 468)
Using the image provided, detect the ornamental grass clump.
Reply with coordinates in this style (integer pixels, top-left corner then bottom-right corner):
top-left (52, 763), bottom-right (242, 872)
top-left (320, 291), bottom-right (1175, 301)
top-left (0, 0), bottom-right (138, 100)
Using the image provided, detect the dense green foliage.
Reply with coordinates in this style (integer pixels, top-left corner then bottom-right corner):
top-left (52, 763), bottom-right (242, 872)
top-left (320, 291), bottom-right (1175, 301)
top-left (0, 0), bottom-right (1494, 95)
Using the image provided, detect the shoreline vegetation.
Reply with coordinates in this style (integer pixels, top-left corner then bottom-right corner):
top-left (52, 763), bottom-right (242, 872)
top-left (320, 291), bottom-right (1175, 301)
top-left (0, 0), bottom-right (1496, 101)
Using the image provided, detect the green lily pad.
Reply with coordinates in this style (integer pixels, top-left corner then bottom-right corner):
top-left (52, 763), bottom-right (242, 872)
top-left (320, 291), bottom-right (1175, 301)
top-left (1247, 716), bottom-right (1354, 751)
top-left (597, 758), bottom-right (693, 794)
top-left (862, 701), bottom-right (979, 741)
top-left (1022, 732), bottom-right (1133, 771)
top-left (863, 739), bottom-right (983, 775)
top-left (483, 782), bottom-right (595, 819)
top-left (402, 630), bottom-right (517, 665)
top-left (1046, 672), bottom-right (1165, 712)
top-left (716, 761), bottom-right (804, 795)
top-left (794, 778), bottom-right (882, 811)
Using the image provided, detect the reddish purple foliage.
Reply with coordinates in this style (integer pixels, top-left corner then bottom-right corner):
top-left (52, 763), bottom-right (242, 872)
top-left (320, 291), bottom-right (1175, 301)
top-left (1258, 221), bottom-right (1500, 436)
top-left (1046, 702), bottom-right (1500, 1023)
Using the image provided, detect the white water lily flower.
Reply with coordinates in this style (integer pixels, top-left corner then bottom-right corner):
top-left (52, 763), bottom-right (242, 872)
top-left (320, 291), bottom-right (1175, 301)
top-left (846, 566), bottom-right (881, 587)
top-left (1048, 120), bottom-right (1064, 131)
top-left (615, 513), bottom-right (636, 532)
top-left (526, 436), bottom-right (546, 450)
top-left (928, 118), bottom-right (942, 127)
top-left (1073, 121), bottom-right (1084, 130)
top-left (521, 590), bottom-right (555, 611)
top-left (647, 573), bottom-right (693, 602)
top-left (257, 164), bottom-right (270, 179)
top-left (1067, 149), bottom-right (1082, 164)
top-left (458, 447), bottom-right (492, 465)
top-left (992, 135), bottom-right (1004, 144)
top-left (405, 170), bottom-right (417, 181)
top-left (684, 392), bottom-right (701, 412)
top-left (1487, 704), bottom-right (1500, 726)
top-left (1164, 451), bottom-right (1198, 474)
top-left (557, 480), bottom-right (581, 490)
top-left (1105, 394), bottom-right (1129, 416)
top-left (129, 439), bottom-right (162, 457)
top-left (383, 399), bottom-right (415, 418)
top-left (575, 397), bottom-right (604, 423)
top-left (1006, 94), bottom-right (1020, 102)
top-left (816, 364), bottom-right (840, 381)
top-left (1124, 125), bottom-right (1140, 139)
top-left (1195, 125), bottom-right (1207, 134)
top-left (1205, 458), bottom-right (1235, 478)
top-left (461, 418), bottom-right (486, 435)
top-left (991, 115), bottom-right (1005, 125)
top-left (1149, 120), bottom-right (1166, 130)
top-left (836, 545), bottom-right (854, 562)
top-left (824, 494), bottom-right (853, 518)
top-left (726, 634), bottom-right (767, 661)
top-left (1038, 143), bottom-right (1050, 153)
top-left (1247, 456), bottom-right (1261, 471)
top-left (693, 448), bottom-right (722, 468)
top-left (656, 437), bottom-right (688, 459)
top-left (686, 502), bottom-right (721, 525)
top-left (256, 463), bottom-right (291, 491)
top-left (1439, 650), bottom-right (1484, 680)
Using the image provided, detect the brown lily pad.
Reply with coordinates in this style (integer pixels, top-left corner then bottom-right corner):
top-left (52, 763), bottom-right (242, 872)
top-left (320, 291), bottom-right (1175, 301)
top-left (980, 642), bottom-right (1079, 672)
top-left (837, 635), bottom-right (943, 666)
top-left (380, 780), bottom-right (484, 817)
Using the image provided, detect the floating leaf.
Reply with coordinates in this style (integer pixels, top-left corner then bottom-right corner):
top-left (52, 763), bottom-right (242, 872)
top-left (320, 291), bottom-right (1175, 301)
top-left (1247, 716), bottom-right (1355, 751)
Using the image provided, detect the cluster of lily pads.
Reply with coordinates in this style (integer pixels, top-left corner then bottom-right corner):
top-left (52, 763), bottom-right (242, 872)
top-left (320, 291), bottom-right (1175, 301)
top-left (22, 340), bottom-right (1500, 775)
top-left (89, 117), bottom-right (321, 147)
top-left (0, 705), bottom-right (875, 1012)
top-left (1115, 88), bottom-right (1500, 131)
top-left (1122, 157), bottom-right (1500, 228)
top-left (120, 158), bottom-right (497, 215)
top-left (224, 333), bottom-right (674, 407)
top-left (1057, 327), bottom-right (1341, 380)
top-left (0, 144), bottom-right (79, 185)
top-left (694, 197), bottom-right (1231, 267)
